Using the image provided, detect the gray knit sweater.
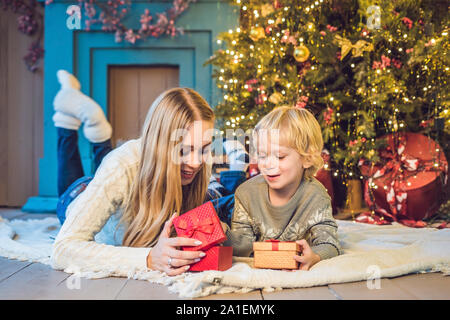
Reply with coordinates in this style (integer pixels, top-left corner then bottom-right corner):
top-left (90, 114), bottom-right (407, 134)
top-left (223, 174), bottom-right (341, 261)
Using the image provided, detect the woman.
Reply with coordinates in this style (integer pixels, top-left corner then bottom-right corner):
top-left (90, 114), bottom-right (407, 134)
top-left (51, 77), bottom-right (247, 277)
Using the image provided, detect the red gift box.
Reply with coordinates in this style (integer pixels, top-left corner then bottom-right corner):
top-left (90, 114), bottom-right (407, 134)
top-left (359, 132), bottom-right (448, 225)
top-left (173, 201), bottom-right (227, 251)
top-left (315, 149), bottom-right (336, 214)
top-left (189, 246), bottom-right (233, 272)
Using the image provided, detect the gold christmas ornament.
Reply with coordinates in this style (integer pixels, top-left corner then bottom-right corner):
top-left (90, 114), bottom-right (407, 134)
top-left (249, 27), bottom-right (266, 41)
top-left (293, 45), bottom-right (310, 62)
top-left (241, 90), bottom-right (251, 98)
top-left (269, 92), bottom-right (283, 104)
top-left (261, 3), bottom-right (274, 17)
top-left (274, 74), bottom-right (281, 83)
top-left (275, 16), bottom-right (283, 25)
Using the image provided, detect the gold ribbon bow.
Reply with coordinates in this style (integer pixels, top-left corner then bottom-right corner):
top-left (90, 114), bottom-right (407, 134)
top-left (334, 35), bottom-right (374, 60)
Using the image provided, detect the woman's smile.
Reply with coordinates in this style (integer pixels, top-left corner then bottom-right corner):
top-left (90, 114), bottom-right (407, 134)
top-left (181, 168), bottom-right (198, 180)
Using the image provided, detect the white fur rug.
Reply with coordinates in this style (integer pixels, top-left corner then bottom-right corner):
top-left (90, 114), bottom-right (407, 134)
top-left (0, 215), bottom-right (449, 298)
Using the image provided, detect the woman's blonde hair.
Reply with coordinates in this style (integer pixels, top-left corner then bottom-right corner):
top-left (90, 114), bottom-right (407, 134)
top-left (253, 106), bottom-right (324, 180)
top-left (121, 88), bottom-right (215, 248)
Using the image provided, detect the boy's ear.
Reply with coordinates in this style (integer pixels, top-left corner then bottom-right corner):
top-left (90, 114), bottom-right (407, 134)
top-left (302, 157), bottom-right (314, 169)
top-left (303, 162), bottom-right (313, 169)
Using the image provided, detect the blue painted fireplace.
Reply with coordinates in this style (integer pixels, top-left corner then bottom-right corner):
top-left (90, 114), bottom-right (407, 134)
top-left (23, 0), bottom-right (238, 212)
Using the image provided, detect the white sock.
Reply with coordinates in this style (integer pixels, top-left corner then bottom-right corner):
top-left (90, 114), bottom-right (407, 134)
top-left (223, 140), bottom-right (249, 171)
top-left (53, 70), bottom-right (112, 143)
top-left (82, 113), bottom-right (112, 143)
top-left (56, 69), bottom-right (81, 90)
top-left (52, 111), bottom-right (81, 131)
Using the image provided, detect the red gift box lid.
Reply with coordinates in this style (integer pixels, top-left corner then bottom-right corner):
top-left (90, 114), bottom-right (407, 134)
top-left (173, 201), bottom-right (227, 251)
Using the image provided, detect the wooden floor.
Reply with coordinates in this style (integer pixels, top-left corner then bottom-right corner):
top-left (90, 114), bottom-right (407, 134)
top-left (1, 208), bottom-right (449, 300)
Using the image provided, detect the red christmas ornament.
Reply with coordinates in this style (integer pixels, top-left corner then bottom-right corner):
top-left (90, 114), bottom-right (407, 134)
top-left (402, 17), bottom-right (413, 29)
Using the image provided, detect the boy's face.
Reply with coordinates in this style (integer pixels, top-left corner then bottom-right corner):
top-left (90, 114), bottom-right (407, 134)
top-left (256, 133), bottom-right (310, 192)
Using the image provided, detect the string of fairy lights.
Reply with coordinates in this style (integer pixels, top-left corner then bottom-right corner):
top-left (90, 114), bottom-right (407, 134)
top-left (211, 0), bottom-right (449, 202)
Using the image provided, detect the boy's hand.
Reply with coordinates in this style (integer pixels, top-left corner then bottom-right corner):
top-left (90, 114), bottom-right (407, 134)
top-left (292, 239), bottom-right (321, 271)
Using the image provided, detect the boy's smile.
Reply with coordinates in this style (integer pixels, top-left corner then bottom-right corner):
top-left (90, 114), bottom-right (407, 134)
top-left (265, 173), bottom-right (281, 181)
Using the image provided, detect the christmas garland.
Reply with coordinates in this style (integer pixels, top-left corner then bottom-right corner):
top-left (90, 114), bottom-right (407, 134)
top-left (47, 0), bottom-right (198, 44)
top-left (1, 0), bottom-right (196, 72)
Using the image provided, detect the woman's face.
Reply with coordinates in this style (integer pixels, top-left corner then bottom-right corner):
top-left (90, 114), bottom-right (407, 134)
top-left (179, 120), bottom-right (214, 185)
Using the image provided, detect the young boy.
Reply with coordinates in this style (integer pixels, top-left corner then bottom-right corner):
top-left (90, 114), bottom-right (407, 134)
top-left (223, 106), bottom-right (341, 270)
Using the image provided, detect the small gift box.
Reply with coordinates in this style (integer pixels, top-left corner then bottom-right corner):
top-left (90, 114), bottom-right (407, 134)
top-left (253, 240), bottom-right (300, 270)
top-left (189, 246), bottom-right (233, 272)
top-left (173, 201), bottom-right (227, 252)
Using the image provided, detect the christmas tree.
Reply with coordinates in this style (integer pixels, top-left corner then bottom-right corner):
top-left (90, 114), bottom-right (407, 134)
top-left (206, 0), bottom-right (449, 182)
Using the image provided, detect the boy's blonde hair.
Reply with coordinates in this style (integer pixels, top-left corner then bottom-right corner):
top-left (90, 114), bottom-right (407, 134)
top-left (253, 106), bottom-right (324, 180)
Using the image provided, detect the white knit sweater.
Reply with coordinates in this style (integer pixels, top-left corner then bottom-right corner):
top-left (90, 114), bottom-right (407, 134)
top-left (50, 138), bottom-right (152, 276)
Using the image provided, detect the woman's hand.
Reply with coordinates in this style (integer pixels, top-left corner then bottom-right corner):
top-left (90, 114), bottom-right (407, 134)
top-left (146, 213), bottom-right (206, 276)
top-left (292, 239), bottom-right (321, 271)
top-left (220, 221), bottom-right (229, 233)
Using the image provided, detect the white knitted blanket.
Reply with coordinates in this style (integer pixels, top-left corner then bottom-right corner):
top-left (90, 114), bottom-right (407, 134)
top-left (0, 216), bottom-right (449, 298)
